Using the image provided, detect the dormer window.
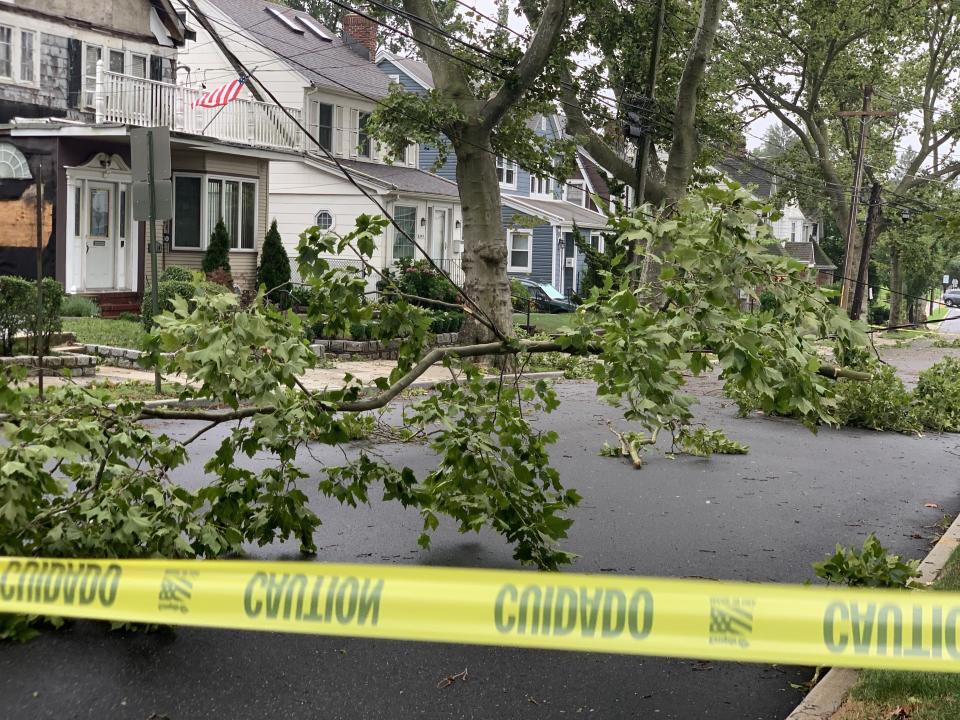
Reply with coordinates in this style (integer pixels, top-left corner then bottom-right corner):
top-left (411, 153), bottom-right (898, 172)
top-left (565, 181), bottom-right (585, 206)
top-left (496, 156), bottom-right (516, 189)
top-left (529, 175), bottom-right (553, 197)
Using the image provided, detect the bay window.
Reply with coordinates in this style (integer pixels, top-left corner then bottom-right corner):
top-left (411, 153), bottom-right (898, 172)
top-left (173, 174), bottom-right (258, 251)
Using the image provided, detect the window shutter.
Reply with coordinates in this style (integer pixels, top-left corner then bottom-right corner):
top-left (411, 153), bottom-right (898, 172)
top-left (334, 105), bottom-right (343, 155)
top-left (349, 109), bottom-right (359, 158)
top-left (66, 39), bottom-right (82, 109)
top-left (149, 55), bottom-right (163, 81)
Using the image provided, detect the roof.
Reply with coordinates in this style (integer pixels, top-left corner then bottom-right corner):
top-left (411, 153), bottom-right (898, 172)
top-left (336, 159), bottom-right (459, 197)
top-left (782, 241), bottom-right (837, 269)
top-left (206, 0), bottom-right (391, 99)
top-left (504, 195), bottom-right (609, 229)
top-left (578, 151), bottom-right (610, 201)
top-left (716, 156), bottom-right (775, 199)
top-left (379, 52), bottom-right (434, 89)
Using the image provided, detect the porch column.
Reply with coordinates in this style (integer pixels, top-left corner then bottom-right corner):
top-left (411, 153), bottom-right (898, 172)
top-left (94, 60), bottom-right (105, 123)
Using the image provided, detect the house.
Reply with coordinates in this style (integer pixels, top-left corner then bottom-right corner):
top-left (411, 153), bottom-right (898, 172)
top-left (0, 0), bottom-right (295, 315)
top-left (175, 0), bottom-right (464, 284)
top-left (376, 50), bottom-right (609, 297)
top-left (715, 155), bottom-right (836, 285)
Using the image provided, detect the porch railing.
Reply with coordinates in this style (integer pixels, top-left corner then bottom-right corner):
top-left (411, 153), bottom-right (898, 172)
top-left (95, 63), bottom-right (304, 152)
top-left (431, 257), bottom-right (465, 288)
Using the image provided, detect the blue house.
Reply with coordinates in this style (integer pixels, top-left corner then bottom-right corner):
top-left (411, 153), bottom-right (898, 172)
top-left (376, 50), bottom-right (609, 296)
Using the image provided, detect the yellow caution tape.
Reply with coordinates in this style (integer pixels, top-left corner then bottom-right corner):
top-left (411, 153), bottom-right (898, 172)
top-left (2, 556), bottom-right (960, 671)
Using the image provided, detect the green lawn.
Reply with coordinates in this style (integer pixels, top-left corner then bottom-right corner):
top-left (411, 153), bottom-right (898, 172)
top-left (513, 312), bottom-right (577, 333)
top-left (63, 318), bottom-right (145, 349)
top-left (834, 542), bottom-right (960, 720)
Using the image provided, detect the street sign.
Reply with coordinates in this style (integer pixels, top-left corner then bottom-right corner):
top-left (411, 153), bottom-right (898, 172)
top-left (132, 179), bottom-right (172, 221)
top-left (944, 275), bottom-right (951, 285)
top-left (130, 126), bottom-right (171, 182)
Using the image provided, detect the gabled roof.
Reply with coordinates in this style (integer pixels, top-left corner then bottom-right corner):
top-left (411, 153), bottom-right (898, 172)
top-left (715, 155), bottom-right (775, 199)
top-left (206, 0), bottom-right (391, 99)
top-left (376, 50), bottom-right (434, 90)
top-left (504, 195), bottom-right (608, 229)
top-left (335, 159), bottom-right (459, 197)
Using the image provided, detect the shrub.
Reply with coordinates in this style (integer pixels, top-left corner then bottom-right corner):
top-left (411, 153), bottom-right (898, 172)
top-left (290, 285), bottom-right (314, 310)
top-left (202, 219), bottom-right (231, 275)
top-left (258, 220), bottom-right (291, 308)
top-left (384, 259), bottom-right (459, 307)
top-left (833, 364), bottom-right (921, 433)
top-left (141, 280), bottom-right (227, 330)
top-left (0, 276), bottom-right (62, 356)
top-left (913, 357), bottom-right (960, 432)
top-left (61, 294), bottom-right (100, 318)
top-left (205, 267), bottom-right (233, 287)
top-left (511, 278), bottom-right (531, 312)
top-left (758, 289), bottom-right (778, 312)
top-left (160, 265), bottom-right (194, 283)
top-left (118, 312), bottom-right (140, 323)
top-left (867, 303), bottom-right (890, 325)
top-left (813, 534), bottom-right (919, 588)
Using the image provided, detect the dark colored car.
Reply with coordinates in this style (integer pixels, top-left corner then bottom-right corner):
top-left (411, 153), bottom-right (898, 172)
top-left (944, 288), bottom-right (960, 307)
top-left (515, 277), bottom-right (577, 313)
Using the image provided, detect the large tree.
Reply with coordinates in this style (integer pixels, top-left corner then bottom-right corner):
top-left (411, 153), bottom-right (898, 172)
top-left (734, 0), bottom-right (960, 320)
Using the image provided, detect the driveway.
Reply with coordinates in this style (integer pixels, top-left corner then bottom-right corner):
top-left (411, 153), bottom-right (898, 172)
top-left (1, 382), bottom-right (959, 720)
top-left (938, 305), bottom-right (960, 333)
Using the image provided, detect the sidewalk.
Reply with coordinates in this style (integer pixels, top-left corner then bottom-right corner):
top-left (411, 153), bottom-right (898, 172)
top-left (22, 359), bottom-right (454, 392)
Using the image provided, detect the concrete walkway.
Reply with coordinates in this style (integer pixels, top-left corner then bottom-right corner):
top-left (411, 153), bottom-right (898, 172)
top-left (23, 358), bottom-right (454, 392)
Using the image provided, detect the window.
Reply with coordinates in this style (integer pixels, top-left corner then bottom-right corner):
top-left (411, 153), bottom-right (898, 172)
top-left (131, 54), bottom-right (147, 79)
top-left (83, 44), bottom-right (101, 107)
top-left (119, 190), bottom-right (127, 240)
top-left (566, 181), bottom-right (584, 207)
top-left (496, 157), bottom-right (516, 188)
top-left (393, 205), bottom-right (416, 260)
top-left (530, 175), bottom-right (553, 196)
top-left (89, 188), bottom-right (110, 237)
top-left (73, 186), bottom-right (81, 236)
top-left (590, 232), bottom-right (603, 252)
top-left (790, 221), bottom-right (796, 242)
top-left (19, 30), bottom-right (33, 83)
top-left (0, 143), bottom-right (30, 178)
top-left (508, 230), bottom-right (531, 273)
top-left (357, 111), bottom-right (371, 158)
top-left (315, 102), bottom-right (333, 151)
top-left (109, 50), bottom-right (124, 74)
top-left (0, 26), bottom-right (11, 78)
top-left (315, 210), bottom-right (334, 231)
top-left (174, 176), bottom-right (202, 249)
top-left (174, 174), bottom-right (258, 251)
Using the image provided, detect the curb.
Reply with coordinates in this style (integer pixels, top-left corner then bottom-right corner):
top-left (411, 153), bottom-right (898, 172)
top-left (784, 511), bottom-right (960, 720)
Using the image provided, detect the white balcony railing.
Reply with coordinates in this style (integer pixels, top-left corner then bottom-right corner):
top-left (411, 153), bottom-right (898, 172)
top-left (95, 62), bottom-right (304, 152)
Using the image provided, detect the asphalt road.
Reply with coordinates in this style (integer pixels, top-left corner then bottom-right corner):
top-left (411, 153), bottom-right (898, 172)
top-left (938, 305), bottom-right (960, 333)
top-left (2, 381), bottom-right (960, 720)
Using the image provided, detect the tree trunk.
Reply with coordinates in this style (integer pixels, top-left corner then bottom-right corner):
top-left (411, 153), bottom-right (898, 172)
top-left (889, 241), bottom-right (903, 328)
top-left (453, 129), bottom-right (512, 346)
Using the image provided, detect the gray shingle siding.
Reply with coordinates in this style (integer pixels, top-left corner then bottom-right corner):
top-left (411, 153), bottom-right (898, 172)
top-left (502, 204), bottom-right (554, 284)
top-left (418, 143), bottom-right (457, 181)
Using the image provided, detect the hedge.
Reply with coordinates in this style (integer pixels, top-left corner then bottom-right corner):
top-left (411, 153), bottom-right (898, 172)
top-left (0, 276), bottom-right (63, 356)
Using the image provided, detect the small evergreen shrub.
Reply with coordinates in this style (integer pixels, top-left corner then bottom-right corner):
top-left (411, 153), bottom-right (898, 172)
top-left (867, 304), bottom-right (890, 326)
top-left (511, 278), bottom-right (531, 312)
top-left (758, 289), bottom-right (778, 312)
top-left (201, 219), bottom-right (231, 275)
top-left (160, 265), bottom-right (194, 283)
top-left (258, 220), bottom-right (291, 308)
top-left (61, 294), bottom-right (100, 318)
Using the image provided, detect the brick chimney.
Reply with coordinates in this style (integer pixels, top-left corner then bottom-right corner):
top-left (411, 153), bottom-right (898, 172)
top-left (341, 13), bottom-right (377, 60)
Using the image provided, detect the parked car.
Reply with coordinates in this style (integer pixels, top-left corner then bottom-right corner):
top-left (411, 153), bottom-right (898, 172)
top-left (514, 277), bottom-right (577, 313)
top-left (943, 288), bottom-right (960, 307)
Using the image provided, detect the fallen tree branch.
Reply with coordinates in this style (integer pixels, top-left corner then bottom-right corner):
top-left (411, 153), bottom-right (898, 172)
top-left (138, 341), bottom-right (870, 424)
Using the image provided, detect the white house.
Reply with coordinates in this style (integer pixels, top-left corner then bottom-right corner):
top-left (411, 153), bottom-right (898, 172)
top-left (175, 0), bottom-right (464, 282)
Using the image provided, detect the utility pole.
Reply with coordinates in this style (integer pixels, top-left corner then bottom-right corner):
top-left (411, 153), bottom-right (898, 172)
top-left (837, 86), bottom-right (895, 311)
top-left (635, 0), bottom-right (667, 206)
top-left (849, 181), bottom-right (881, 321)
top-left (34, 162), bottom-right (43, 399)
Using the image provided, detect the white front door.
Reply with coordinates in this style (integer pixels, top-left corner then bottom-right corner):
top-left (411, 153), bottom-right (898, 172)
top-left (430, 208), bottom-right (448, 260)
top-left (84, 182), bottom-right (115, 289)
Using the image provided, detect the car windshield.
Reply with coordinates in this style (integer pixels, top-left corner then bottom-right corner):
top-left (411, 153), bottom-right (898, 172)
top-left (539, 283), bottom-right (565, 300)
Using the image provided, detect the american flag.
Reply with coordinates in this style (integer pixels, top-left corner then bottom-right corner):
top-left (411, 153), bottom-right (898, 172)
top-left (192, 76), bottom-right (247, 109)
